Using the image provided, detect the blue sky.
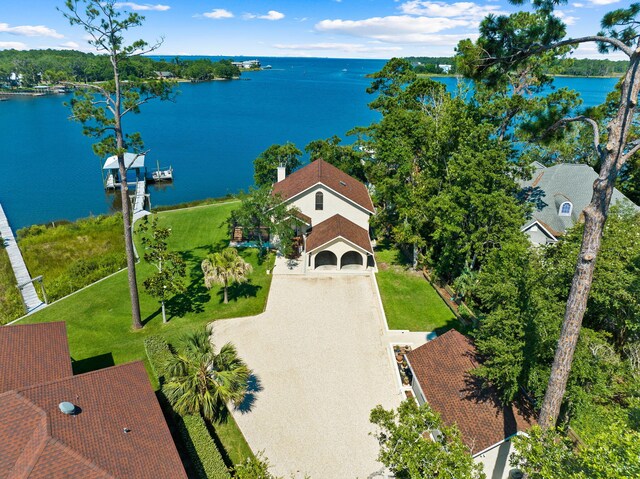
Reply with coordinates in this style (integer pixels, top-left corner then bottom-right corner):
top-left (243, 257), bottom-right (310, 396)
top-left (0, 0), bottom-right (628, 59)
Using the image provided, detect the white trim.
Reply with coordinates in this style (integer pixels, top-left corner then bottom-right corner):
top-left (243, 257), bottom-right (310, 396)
top-left (307, 235), bottom-right (373, 256)
top-left (282, 181), bottom-right (375, 215)
top-left (521, 220), bottom-right (557, 242)
top-left (558, 201), bottom-right (573, 216)
top-left (472, 432), bottom-right (521, 458)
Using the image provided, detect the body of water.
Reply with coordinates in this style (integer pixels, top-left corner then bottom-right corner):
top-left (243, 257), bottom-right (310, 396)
top-left (0, 56), bottom-right (619, 230)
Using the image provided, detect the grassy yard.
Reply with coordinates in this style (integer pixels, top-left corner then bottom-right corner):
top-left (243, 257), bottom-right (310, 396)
top-left (0, 248), bottom-right (23, 324)
top-left (375, 246), bottom-right (457, 333)
top-left (23, 201), bottom-right (266, 464)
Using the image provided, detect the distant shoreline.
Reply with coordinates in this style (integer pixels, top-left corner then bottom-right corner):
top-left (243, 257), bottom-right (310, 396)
top-left (416, 73), bottom-right (622, 79)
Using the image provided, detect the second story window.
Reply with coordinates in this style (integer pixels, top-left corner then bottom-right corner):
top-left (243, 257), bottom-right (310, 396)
top-left (315, 191), bottom-right (324, 210)
top-left (559, 201), bottom-right (572, 216)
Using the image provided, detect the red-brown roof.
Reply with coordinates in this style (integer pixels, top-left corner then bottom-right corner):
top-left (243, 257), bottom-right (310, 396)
top-left (273, 159), bottom-right (375, 213)
top-left (306, 214), bottom-right (373, 254)
top-left (0, 322), bottom-right (72, 394)
top-left (0, 361), bottom-right (187, 479)
top-left (406, 329), bottom-right (534, 454)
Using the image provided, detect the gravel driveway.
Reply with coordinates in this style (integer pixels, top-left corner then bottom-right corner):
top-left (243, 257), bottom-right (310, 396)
top-left (210, 273), bottom-right (402, 479)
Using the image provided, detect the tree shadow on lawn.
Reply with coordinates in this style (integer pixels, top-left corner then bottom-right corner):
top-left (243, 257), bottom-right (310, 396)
top-left (235, 373), bottom-right (263, 414)
top-left (217, 280), bottom-right (262, 305)
top-left (433, 317), bottom-right (474, 337)
top-left (161, 249), bottom-right (212, 319)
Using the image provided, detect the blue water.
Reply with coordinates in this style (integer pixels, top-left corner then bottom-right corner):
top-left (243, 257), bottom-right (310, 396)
top-left (0, 57), bottom-right (618, 229)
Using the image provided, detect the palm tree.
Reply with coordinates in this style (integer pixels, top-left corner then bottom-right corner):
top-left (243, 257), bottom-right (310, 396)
top-left (164, 329), bottom-right (250, 421)
top-left (201, 248), bottom-right (253, 304)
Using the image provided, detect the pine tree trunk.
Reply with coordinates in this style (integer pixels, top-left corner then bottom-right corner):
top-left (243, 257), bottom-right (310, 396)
top-left (161, 300), bottom-right (167, 323)
top-left (118, 155), bottom-right (143, 330)
top-left (538, 53), bottom-right (640, 428)
top-left (113, 55), bottom-right (143, 330)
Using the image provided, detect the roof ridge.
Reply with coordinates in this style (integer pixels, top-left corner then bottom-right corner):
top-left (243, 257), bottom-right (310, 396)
top-left (16, 361), bottom-right (145, 393)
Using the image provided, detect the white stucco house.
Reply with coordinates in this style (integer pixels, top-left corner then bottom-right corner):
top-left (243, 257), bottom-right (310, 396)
top-left (271, 159), bottom-right (376, 272)
top-left (405, 329), bottom-right (534, 479)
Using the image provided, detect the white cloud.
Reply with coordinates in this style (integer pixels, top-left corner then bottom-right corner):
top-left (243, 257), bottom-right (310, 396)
top-left (399, 1), bottom-right (504, 20)
top-left (58, 41), bottom-right (80, 49)
top-left (0, 23), bottom-right (63, 39)
top-left (114, 2), bottom-right (170, 11)
top-left (273, 42), bottom-right (403, 54)
top-left (572, 42), bottom-right (627, 60)
top-left (201, 9), bottom-right (234, 19)
top-left (572, 2), bottom-right (584, 6)
top-left (315, 15), bottom-right (472, 41)
top-left (244, 10), bottom-right (285, 21)
top-left (587, 0), bottom-right (620, 4)
top-left (555, 11), bottom-right (578, 25)
top-left (0, 41), bottom-right (28, 50)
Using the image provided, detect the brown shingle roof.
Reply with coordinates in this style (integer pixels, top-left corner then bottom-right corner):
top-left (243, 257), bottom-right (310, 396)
top-left (0, 361), bottom-right (186, 479)
top-left (406, 330), bottom-right (534, 454)
top-left (273, 159), bottom-right (375, 213)
top-left (0, 323), bottom-right (72, 393)
top-left (306, 214), bottom-right (373, 254)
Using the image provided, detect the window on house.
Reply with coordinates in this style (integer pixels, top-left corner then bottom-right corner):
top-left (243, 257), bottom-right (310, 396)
top-left (559, 202), bottom-right (572, 216)
top-left (315, 191), bottom-right (323, 210)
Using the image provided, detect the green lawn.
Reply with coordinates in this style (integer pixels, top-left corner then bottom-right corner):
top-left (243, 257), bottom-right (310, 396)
top-left (23, 201), bottom-right (267, 464)
top-left (375, 246), bottom-right (457, 333)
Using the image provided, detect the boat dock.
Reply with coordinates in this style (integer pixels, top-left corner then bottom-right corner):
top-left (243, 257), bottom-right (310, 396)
top-left (0, 203), bottom-right (45, 314)
top-left (132, 180), bottom-right (151, 223)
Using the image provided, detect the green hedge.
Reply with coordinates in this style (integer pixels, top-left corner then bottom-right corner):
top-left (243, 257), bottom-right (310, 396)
top-left (144, 336), bottom-right (231, 479)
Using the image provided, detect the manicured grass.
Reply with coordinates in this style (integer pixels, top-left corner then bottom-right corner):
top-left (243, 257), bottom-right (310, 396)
top-left (0, 247), bottom-right (23, 324)
top-left (375, 246), bottom-right (457, 333)
top-left (23, 202), bottom-right (268, 466)
top-left (212, 414), bottom-right (254, 466)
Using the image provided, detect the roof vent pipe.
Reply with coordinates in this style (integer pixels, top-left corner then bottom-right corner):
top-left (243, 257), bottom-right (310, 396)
top-left (58, 402), bottom-right (76, 415)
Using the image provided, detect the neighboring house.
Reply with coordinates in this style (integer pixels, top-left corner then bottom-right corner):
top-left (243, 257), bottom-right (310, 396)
top-left (438, 64), bottom-right (452, 73)
top-left (155, 71), bottom-right (176, 79)
top-left (520, 162), bottom-right (639, 245)
top-left (405, 329), bottom-right (534, 479)
top-left (0, 322), bottom-right (187, 479)
top-left (272, 159), bottom-right (376, 272)
top-left (231, 60), bottom-right (261, 69)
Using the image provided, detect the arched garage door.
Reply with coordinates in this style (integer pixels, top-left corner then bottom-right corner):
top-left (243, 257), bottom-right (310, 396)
top-left (340, 251), bottom-right (364, 270)
top-left (315, 251), bottom-right (338, 270)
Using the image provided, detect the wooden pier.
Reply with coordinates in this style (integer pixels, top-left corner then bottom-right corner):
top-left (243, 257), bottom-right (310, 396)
top-left (0, 204), bottom-right (45, 314)
top-left (132, 180), bottom-right (151, 223)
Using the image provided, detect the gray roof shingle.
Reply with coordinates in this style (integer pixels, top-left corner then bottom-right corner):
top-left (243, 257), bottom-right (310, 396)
top-left (520, 163), bottom-right (638, 238)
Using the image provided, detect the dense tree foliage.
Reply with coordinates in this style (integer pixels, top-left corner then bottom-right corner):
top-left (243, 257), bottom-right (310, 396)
top-left (406, 55), bottom-right (628, 77)
top-left (370, 400), bottom-right (485, 479)
top-left (253, 142), bottom-right (302, 187)
top-left (511, 424), bottom-right (640, 478)
top-left (471, 206), bottom-right (640, 431)
top-left (363, 58), bottom-right (527, 279)
top-left (304, 135), bottom-right (367, 182)
top-left (0, 49), bottom-right (240, 87)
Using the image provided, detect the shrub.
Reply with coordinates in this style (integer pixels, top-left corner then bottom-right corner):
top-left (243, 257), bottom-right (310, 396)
top-left (144, 336), bottom-right (231, 479)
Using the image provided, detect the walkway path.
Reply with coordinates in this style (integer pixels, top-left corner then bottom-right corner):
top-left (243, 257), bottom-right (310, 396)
top-left (132, 180), bottom-right (151, 223)
top-left (0, 203), bottom-right (44, 313)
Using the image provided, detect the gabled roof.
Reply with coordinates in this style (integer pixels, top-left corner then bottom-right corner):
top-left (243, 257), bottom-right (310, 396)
top-left (520, 162), bottom-right (638, 236)
top-left (406, 330), bottom-right (534, 455)
top-left (103, 153), bottom-right (145, 170)
top-left (306, 214), bottom-right (373, 254)
top-left (272, 159), bottom-right (375, 213)
top-left (0, 322), bottom-right (72, 393)
top-left (0, 361), bottom-right (187, 479)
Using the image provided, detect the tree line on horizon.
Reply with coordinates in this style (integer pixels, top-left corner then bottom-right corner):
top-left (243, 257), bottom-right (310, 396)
top-left (0, 49), bottom-right (241, 87)
top-left (405, 55), bottom-right (628, 77)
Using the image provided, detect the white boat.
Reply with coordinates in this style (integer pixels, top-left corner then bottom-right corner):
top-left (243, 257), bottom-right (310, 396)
top-left (151, 167), bottom-right (173, 182)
